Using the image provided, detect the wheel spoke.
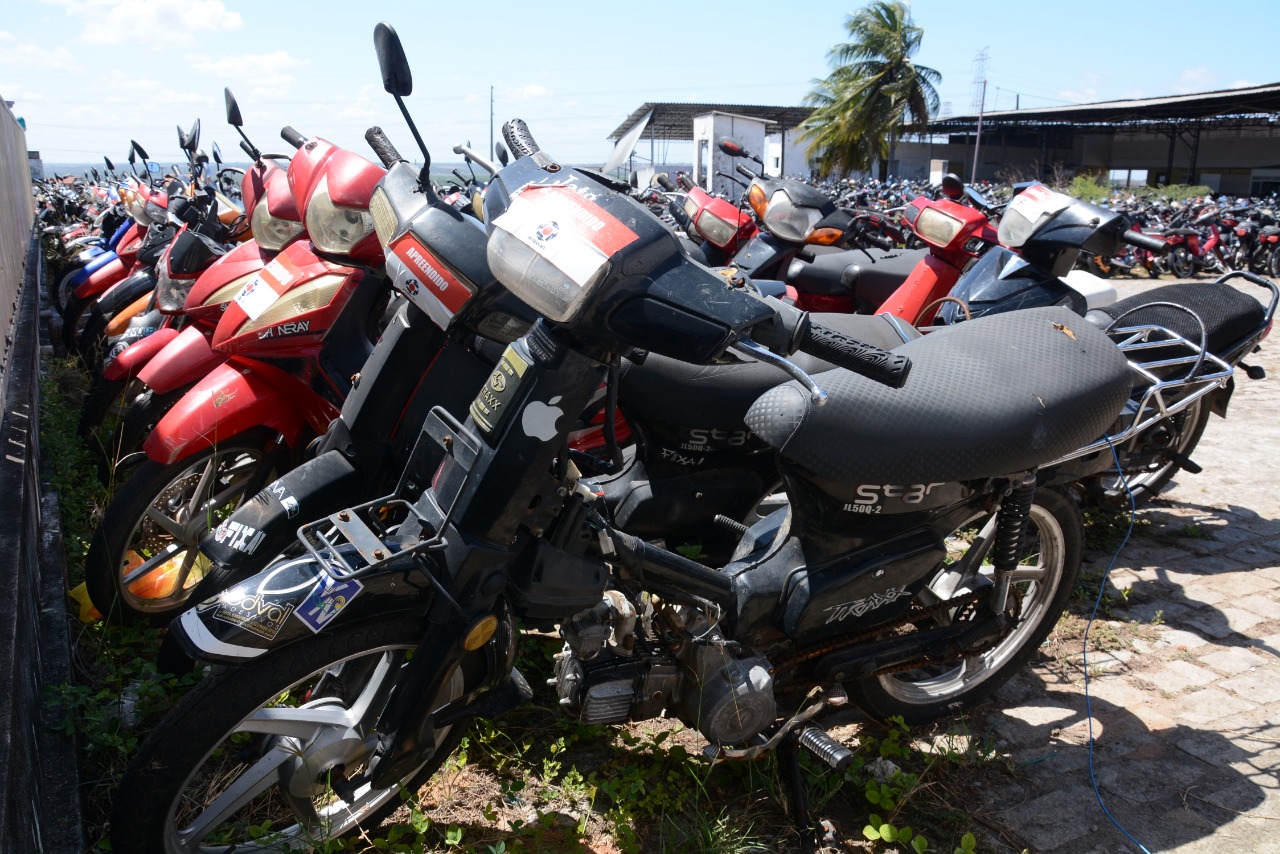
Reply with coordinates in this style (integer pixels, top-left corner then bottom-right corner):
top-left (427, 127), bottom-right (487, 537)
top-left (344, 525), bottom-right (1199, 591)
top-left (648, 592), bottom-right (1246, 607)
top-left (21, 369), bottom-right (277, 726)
top-left (177, 743), bottom-right (294, 847)
top-left (183, 456), bottom-right (221, 518)
top-left (143, 504), bottom-right (187, 541)
top-left (345, 653), bottom-right (399, 724)
top-left (239, 706), bottom-right (356, 740)
top-left (121, 543), bottom-right (182, 587)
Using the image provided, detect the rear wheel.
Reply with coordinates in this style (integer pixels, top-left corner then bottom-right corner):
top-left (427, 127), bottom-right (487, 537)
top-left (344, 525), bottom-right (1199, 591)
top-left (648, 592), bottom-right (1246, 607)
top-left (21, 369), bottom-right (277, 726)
top-left (111, 616), bottom-right (467, 853)
top-left (848, 488), bottom-right (1081, 721)
top-left (85, 434), bottom-right (277, 625)
top-left (1095, 397), bottom-right (1211, 507)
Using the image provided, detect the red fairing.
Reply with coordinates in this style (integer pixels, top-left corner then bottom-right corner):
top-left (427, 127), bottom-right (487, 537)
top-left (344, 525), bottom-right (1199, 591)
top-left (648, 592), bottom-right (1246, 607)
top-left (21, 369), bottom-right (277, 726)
top-left (116, 223), bottom-right (144, 266)
top-left (143, 357), bottom-right (340, 465)
top-left (789, 289), bottom-right (855, 314)
top-left (212, 239), bottom-right (363, 357)
top-left (264, 165), bottom-right (300, 221)
top-left (74, 255), bottom-right (126, 298)
top-left (184, 239), bottom-right (274, 330)
top-left (240, 159), bottom-right (277, 221)
top-left (137, 325), bottom-right (225, 395)
top-left (101, 327), bottom-right (181, 381)
top-left (878, 253), bottom-right (961, 325)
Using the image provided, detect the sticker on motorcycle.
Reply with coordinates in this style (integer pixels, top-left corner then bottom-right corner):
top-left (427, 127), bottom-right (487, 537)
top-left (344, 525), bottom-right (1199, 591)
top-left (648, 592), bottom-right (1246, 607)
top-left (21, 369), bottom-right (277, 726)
top-left (295, 575), bottom-right (364, 633)
top-left (231, 252), bottom-right (306, 320)
top-left (208, 592), bottom-right (295, 640)
top-left (388, 233), bottom-right (474, 318)
top-left (492, 185), bottom-right (638, 287)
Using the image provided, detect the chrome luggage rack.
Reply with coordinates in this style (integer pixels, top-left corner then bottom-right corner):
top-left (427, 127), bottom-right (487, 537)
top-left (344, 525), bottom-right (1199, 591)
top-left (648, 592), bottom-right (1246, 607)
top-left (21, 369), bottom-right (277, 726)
top-left (295, 406), bottom-right (482, 581)
top-left (1050, 319), bottom-right (1233, 466)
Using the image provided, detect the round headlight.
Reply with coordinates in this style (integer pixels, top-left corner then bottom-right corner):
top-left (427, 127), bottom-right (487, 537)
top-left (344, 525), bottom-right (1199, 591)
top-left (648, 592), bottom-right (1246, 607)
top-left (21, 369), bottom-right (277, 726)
top-left (305, 176), bottom-right (373, 254)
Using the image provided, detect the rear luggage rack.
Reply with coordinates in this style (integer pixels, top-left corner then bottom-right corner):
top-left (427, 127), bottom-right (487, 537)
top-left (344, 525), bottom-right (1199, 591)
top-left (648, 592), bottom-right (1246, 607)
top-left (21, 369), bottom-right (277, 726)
top-left (296, 406), bottom-right (482, 580)
top-left (1051, 321), bottom-right (1232, 466)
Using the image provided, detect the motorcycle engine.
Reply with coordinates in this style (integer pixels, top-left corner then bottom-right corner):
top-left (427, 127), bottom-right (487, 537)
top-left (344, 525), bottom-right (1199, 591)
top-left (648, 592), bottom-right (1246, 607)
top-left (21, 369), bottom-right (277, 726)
top-left (551, 594), bottom-right (777, 746)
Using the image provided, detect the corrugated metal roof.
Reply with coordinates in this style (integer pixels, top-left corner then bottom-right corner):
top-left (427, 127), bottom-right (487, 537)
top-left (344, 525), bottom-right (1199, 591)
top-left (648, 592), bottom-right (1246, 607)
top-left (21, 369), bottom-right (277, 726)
top-left (924, 82), bottom-right (1280, 130)
top-left (607, 103), bottom-right (813, 141)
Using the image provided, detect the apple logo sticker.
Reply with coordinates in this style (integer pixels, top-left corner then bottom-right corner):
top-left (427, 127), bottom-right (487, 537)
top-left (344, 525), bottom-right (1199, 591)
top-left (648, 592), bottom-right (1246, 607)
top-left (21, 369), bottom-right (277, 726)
top-left (522, 395), bottom-right (564, 441)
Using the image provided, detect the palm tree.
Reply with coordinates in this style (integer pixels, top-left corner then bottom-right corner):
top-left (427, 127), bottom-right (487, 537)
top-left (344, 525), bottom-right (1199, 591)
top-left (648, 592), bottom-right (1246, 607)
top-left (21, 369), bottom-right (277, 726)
top-left (800, 1), bottom-right (941, 179)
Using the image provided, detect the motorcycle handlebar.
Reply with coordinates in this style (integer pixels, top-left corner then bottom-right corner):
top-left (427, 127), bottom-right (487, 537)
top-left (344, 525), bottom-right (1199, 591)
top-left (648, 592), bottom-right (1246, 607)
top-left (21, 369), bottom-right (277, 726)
top-left (1123, 229), bottom-right (1169, 254)
top-left (654, 173), bottom-right (676, 192)
top-left (239, 140), bottom-right (256, 160)
top-left (281, 126), bottom-right (306, 150)
top-left (735, 164), bottom-right (756, 180)
top-left (365, 127), bottom-right (405, 168)
top-left (862, 230), bottom-right (894, 250)
top-left (502, 119), bottom-right (540, 158)
top-left (798, 321), bottom-right (911, 388)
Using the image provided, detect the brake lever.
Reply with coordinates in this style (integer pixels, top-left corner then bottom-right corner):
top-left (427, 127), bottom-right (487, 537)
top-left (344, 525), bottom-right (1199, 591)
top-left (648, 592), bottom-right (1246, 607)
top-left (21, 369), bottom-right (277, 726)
top-left (731, 337), bottom-right (828, 405)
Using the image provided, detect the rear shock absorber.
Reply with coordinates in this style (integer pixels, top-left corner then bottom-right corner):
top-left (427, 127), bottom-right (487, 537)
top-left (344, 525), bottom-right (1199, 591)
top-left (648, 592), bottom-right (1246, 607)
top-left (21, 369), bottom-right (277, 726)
top-left (990, 471), bottom-right (1037, 614)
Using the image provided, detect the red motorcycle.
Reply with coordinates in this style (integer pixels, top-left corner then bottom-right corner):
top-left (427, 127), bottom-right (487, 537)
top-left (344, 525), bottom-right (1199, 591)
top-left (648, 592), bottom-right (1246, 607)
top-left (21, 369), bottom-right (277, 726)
top-left (1164, 201), bottom-right (1230, 278)
top-left (85, 127), bottom-right (386, 624)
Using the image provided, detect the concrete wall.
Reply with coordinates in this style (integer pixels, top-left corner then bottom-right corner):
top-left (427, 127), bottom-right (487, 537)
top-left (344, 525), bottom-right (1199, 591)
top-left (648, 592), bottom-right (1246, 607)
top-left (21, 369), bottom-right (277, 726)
top-left (692, 112), bottom-right (767, 197)
top-left (1, 97), bottom-right (34, 404)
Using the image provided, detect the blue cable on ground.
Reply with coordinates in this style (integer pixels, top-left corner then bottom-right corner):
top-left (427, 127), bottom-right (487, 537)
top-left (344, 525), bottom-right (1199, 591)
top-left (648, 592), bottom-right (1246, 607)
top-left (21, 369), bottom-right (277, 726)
top-left (1080, 437), bottom-right (1152, 854)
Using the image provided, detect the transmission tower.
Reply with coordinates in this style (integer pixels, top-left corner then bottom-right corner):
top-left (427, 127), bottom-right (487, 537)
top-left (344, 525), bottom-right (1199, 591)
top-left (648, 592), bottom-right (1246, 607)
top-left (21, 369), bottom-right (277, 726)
top-left (970, 48), bottom-right (989, 113)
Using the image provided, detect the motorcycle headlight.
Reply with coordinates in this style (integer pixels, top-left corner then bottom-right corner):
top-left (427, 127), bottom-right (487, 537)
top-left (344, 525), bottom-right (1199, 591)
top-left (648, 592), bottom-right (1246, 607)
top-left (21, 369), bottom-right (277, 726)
top-left (913, 207), bottom-right (965, 248)
top-left (127, 196), bottom-right (149, 225)
top-left (695, 208), bottom-right (739, 248)
top-left (144, 198), bottom-right (169, 226)
top-left (196, 271), bottom-right (259, 311)
top-left (761, 190), bottom-right (821, 242)
top-left (250, 202), bottom-right (305, 252)
top-left (236, 273), bottom-right (347, 336)
top-left (155, 260), bottom-right (192, 312)
top-left (305, 176), bottom-right (374, 254)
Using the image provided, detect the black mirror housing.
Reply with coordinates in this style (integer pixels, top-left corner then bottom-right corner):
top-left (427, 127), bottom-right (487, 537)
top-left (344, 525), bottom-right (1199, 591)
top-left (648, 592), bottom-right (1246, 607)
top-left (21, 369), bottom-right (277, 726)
top-left (373, 22), bottom-right (413, 96)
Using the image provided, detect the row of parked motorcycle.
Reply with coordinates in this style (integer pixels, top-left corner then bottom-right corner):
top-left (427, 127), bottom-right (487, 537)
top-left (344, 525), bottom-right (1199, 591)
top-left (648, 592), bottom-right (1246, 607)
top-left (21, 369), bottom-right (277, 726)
top-left (37, 22), bottom-right (1278, 852)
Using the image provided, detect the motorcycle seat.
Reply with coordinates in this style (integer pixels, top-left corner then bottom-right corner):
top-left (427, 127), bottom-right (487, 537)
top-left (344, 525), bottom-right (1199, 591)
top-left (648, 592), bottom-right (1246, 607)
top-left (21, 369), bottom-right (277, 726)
top-left (745, 306), bottom-right (1132, 500)
top-left (620, 313), bottom-right (918, 430)
top-left (1100, 282), bottom-right (1266, 357)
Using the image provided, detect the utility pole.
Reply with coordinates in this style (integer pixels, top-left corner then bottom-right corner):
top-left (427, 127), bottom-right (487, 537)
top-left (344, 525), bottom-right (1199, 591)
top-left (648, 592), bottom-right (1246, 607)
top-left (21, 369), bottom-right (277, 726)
top-left (970, 48), bottom-right (989, 182)
top-left (489, 86), bottom-right (494, 161)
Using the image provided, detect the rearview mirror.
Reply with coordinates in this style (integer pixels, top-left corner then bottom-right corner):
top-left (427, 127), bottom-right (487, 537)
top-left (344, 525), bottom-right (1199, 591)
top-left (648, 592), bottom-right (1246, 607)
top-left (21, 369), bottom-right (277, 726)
top-left (718, 138), bottom-right (746, 157)
top-left (176, 124), bottom-right (188, 150)
top-left (940, 173), bottom-right (964, 200)
top-left (373, 22), bottom-right (413, 97)
top-left (224, 88), bottom-right (243, 127)
top-left (494, 140), bottom-right (509, 167)
top-left (187, 118), bottom-right (201, 152)
top-left (131, 140), bottom-right (149, 160)
top-left (104, 156), bottom-right (115, 171)
top-left (212, 142), bottom-right (222, 166)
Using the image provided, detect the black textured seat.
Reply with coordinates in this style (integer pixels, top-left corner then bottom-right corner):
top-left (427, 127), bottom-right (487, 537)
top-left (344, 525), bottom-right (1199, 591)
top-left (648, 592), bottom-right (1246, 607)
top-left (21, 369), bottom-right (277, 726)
top-left (621, 313), bottom-right (917, 428)
top-left (744, 306), bottom-right (1133, 500)
top-left (1100, 282), bottom-right (1266, 357)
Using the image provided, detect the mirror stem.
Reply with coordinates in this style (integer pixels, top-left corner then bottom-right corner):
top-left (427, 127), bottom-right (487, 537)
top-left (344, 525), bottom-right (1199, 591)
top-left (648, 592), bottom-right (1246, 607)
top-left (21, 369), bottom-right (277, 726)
top-left (234, 126), bottom-right (261, 162)
top-left (393, 94), bottom-right (431, 184)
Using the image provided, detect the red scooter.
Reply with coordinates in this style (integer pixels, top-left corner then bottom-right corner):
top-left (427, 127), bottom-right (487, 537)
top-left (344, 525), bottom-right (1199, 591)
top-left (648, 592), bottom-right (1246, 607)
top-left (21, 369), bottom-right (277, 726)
top-left (1164, 201), bottom-right (1229, 278)
top-left (85, 128), bottom-right (386, 624)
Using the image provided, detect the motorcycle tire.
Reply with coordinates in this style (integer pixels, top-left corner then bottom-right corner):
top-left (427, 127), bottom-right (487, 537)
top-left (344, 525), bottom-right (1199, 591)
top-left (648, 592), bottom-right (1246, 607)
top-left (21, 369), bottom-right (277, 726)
top-left (103, 383), bottom-right (194, 478)
top-left (77, 375), bottom-right (127, 439)
top-left (59, 293), bottom-right (95, 358)
top-left (1271, 247), bottom-right (1280, 280)
top-left (847, 487), bottom-right (1081, 722)
top-left (84, 431), bottom-right (278, 625)
top-left (1168, 246), bottom-right (1195, 279)
top-left (49, 261), bottom-right (85, 314)
top-left (111, 616), bottom-right (468, 852)
top-left (1096, 397), bottom-right (1211, 508)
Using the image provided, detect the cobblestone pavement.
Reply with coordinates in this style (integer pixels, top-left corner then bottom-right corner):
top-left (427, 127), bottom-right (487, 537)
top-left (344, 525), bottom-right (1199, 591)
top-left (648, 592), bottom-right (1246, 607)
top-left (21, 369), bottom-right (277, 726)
top-left (974, 277), bottom-right (1280, 853)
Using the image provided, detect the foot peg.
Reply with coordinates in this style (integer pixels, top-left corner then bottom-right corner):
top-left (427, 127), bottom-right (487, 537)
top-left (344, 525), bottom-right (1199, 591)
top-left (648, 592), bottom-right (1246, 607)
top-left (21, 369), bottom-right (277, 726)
top-left (797, 725), bottom-right (854, 771)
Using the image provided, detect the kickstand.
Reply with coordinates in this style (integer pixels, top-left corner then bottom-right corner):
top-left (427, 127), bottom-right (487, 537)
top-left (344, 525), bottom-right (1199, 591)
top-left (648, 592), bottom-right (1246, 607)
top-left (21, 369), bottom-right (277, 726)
top-left (779, 736), bottom-right (818, 854)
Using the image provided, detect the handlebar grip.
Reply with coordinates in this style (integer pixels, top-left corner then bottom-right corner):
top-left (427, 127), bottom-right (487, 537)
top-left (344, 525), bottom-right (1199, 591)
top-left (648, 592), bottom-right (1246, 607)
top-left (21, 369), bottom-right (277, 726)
top-left (239, 140), bottom-right (255, 160)
top-left (1123, 229), bottom-right (1169, 254)
top-left (655, 173), bottom-right (676, 192)
top-left (364, 127), bottom-right (405, 168)
top-left (281, 126), bottom-right (306, 150)
top-left (502, 119), bottom-right (540, 158)
top-left (735, 163), bottom-right (756, 180)
top-left (676, 173), bottom-right (696, 191)
top-left (799, 321), bottom-right (911, 388)
top-left (865, 231), bottom-right (894, 250)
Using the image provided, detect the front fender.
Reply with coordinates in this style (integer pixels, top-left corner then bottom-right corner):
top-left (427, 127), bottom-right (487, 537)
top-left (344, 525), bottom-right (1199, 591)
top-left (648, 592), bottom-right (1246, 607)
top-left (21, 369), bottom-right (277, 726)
top-left (136, 325), bottom-right (222, 393)
top-left (172, 553), bottom-right (429, 662)
top-left (143, 358), bottom-right (339, 464)
top-left (72, 252), bottom-right (122, 292)
top-left (101, 325), bottom-right (180, 381)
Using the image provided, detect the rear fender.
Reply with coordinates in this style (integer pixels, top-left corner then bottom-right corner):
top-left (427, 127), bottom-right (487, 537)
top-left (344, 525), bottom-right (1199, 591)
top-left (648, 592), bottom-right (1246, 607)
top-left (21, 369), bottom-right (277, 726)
top-left (136, 325), bottom-right (222, 393)
top-left (102, 326), bottom-right (180, 381)
top-left (143, 358), bottom-right (339, 464)
top-left (72, 252), bottom-right (122, 291)
top-left (171, 552), bottom-right (428, 663)
top-left (74, 245), bottom-right (106, 265)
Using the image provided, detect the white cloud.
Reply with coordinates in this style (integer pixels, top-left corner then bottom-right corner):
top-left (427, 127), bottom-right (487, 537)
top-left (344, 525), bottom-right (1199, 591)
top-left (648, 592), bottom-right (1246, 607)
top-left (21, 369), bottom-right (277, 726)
top-left (42, 0), bottom-right (243, 46)
top-left (513, 83), bottom-right (550, 99)
top-left (1174, 66), bottom-right (1217, 94)
top-left (190, 51), bottom-right (307, 85)
top-left (0, 34), bottom-right (82, 71)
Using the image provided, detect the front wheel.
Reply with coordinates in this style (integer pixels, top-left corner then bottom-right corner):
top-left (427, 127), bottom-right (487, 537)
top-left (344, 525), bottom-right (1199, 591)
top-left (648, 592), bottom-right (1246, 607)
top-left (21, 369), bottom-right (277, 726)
top-left (847, 488), bottom-right (1082, 721)
top-left (111, 616), bottom-right (467, 853)
top-left (84, 434), bottom-right (278, 624)
top-left (1168, 246), bottom-right (1195, 279)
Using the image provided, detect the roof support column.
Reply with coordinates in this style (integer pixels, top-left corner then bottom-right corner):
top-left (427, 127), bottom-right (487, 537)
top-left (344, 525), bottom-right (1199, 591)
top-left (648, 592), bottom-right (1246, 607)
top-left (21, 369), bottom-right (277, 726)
top-left (1188, 121), bottom-right (1201, 185)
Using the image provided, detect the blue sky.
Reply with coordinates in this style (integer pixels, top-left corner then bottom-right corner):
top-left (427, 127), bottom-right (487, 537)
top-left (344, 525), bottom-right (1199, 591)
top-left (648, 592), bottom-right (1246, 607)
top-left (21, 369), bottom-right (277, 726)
top-left (3, 0), bottom-right (1276, 167)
